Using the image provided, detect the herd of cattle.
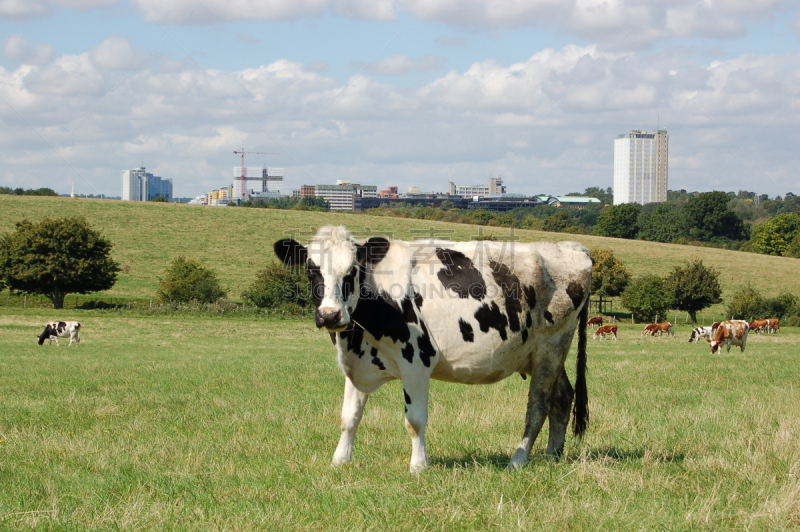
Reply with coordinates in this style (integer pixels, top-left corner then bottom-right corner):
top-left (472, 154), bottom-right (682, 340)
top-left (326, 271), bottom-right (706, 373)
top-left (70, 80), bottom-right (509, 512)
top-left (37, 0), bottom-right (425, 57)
top-left (588, 316), bottom-right (780, 353)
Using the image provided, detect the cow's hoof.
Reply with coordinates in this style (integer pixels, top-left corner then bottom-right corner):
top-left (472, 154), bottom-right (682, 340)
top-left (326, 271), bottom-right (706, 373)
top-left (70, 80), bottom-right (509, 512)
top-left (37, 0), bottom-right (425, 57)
top-left (331, 455), bottom-right (351, 467)
top-left (409, 461), bottom-right (428, 474)
top-left (507, 450), bottom-right (528, 470)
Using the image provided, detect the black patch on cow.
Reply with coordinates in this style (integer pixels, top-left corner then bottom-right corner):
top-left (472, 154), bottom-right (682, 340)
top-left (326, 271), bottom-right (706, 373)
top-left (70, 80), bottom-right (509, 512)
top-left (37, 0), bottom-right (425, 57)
top-left (56, 322), bottom-right (67, 334)
top-left (370, 347), bottom-right (378, 357)
top-left (402, 296), bottom-right (418, 324)
top-left (525, 313), bottom-right (533, 328)
top-left (523, 285), bottom-right (536, 310)
top-left (435, 248), bottom-right (486, 300)
top-left (489, 261), bottom-right (522, 332)
top-left (402, 342), bottom-right (415, 364)
top-left (458, 318), bottom-right (475, 342)
top-left (38, 325), bottom-right (54, 345)
top-left (414, 291), bottom-right (423, 308)
top-left (417, 322), bottom-right (436, 367)
top-left (358, 237), bottom-right (391, 265)
top-left (329, 332), bottom-right (336, 345)
top-left (341, 266), bottom-right (357, 301)
top-left (274, 239), bottom-right (307, 266)
top-left (404, 389), bottom-right (411, 405)
top-left (474, 302), bottom-right (509, 341)
top-left (349, 291), bottom-right (412, 345)
top-left (566, 282), bottom-right (585, 310)
top-left (521, 329), bottom-right (529, 344)
top-left (342, 326), bottom-right (366, 358)
top-left (371, 356), bottom-right (386, 371)
top-left (306, 260), bottom-right (324, 307)
top-left (544, 310), bottom-right (554, 324)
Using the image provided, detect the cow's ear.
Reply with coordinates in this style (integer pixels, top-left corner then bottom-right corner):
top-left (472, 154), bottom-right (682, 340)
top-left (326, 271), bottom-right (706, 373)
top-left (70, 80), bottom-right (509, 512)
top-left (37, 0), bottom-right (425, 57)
top-left (274, 239), bottom-right (307, 266)
top-left (357, 237), bottom-right (391, 265)
top-left (706, 338), bottom-right (711, 343)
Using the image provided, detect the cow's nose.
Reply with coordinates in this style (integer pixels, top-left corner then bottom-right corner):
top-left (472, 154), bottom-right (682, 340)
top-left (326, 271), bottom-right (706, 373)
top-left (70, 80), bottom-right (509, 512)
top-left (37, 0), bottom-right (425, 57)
top-left (316, 307), bottom-right (342, 328)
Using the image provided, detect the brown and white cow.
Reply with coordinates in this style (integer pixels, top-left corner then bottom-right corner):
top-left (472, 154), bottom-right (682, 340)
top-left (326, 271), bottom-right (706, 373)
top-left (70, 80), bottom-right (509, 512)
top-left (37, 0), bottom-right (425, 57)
top-left (642, 322), bottom-right (673, 337)
top-left (593, 324), bottom-right (617, 340)
top-left (708, 320), bottom-right (749, 354)
top-left (274, 225), bottom-right (592, 472)
top-left (749, 319), bottom-right (769, 334)
top-left (37, 321), bottom-right (81, 346)
top-left (767, 318), bottom-right (780, 334)
top-left (711, 321), bottom-right (721, 331)
top-left (587, 316), bottom-right (603, 329)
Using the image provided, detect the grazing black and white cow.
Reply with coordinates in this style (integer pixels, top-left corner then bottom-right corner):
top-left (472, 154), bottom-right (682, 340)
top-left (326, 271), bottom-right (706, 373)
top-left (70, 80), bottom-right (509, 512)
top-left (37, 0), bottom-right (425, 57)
top-left (274, 225), bottom-right (592, 472)
top-left (688, 326), bottom-right (713, 343)
top-left (37, 321), bottom-right (81, 346)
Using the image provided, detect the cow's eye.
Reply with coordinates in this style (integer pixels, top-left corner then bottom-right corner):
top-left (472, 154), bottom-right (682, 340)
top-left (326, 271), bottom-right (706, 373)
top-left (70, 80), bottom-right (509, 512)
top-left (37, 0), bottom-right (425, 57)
top-left (341, 266), bottom-right (357, 300)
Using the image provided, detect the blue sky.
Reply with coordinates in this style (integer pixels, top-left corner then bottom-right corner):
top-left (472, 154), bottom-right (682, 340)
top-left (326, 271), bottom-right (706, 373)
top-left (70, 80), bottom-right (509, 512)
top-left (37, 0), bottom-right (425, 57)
top-left (1, 0), bottom-right (798, 199)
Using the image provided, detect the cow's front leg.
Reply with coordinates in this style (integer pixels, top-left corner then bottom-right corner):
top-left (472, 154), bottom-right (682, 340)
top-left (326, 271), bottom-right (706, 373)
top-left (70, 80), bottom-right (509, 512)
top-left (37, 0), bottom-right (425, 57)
top-left (332, 377), bottom-right (369, 467)
top-left (402, 376), bottom-right (430, 473)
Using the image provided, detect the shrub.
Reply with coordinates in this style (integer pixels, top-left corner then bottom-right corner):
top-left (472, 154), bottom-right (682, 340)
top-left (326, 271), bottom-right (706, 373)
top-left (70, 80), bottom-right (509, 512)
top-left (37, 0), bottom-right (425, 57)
top-left (242, 263), bottom-right (310, 309)
top-left (156, 257), bottom-right (226, 304)
top-left (726, 284), bottom-right (765, 321)
top-left (621, 274), bottom-right (673, 323)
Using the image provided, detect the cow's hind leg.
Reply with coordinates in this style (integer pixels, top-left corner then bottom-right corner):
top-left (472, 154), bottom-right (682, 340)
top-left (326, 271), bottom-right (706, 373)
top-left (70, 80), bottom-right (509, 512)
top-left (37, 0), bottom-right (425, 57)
top-left (332, 378), bottom-right (369, 467)
top-left (545, 367), bottom-right (573, 458)
top-left (508, 357), bottom-right (561, 470)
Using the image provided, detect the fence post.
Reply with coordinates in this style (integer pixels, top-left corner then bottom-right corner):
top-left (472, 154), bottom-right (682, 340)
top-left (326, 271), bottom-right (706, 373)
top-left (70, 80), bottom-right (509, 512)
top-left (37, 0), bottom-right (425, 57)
top-left (24, 295), bottom-right (26, 308)
top-left (6, 291), bottom-right (9, 307)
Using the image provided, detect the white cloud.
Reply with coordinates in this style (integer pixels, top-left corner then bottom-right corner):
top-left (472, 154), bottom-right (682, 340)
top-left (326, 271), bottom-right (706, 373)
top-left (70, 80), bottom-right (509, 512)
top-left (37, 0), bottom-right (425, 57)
top-left (2, 34), bottom-right (55, 65)
top-left (363, 54), bottom-right (446, 75)
top-left (0, 42), bottom-right (798, 197)
top-left (132, 0), bottom-right (330, 24)
top-left (0, 0), bottom-right (114, 18)
top-left (90, 36), bottom-right (144, 70)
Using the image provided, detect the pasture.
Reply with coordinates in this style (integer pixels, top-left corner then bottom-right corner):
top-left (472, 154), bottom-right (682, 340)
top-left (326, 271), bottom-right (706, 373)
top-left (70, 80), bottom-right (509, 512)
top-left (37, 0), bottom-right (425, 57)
top-left (1, 311), bottom-right (798, 529)
top-left (1, 195), bottom-right (799, 314)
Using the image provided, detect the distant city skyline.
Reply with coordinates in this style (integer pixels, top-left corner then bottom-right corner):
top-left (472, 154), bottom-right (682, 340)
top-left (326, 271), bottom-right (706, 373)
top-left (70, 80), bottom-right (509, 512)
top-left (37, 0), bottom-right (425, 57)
top-left (1, 2), bottom-right (798, 199)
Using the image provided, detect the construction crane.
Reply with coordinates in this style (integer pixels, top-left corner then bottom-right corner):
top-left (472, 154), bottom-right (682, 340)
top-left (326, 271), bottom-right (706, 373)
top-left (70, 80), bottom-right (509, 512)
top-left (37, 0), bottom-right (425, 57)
top-left (233, 148), bottom-right (279, 198)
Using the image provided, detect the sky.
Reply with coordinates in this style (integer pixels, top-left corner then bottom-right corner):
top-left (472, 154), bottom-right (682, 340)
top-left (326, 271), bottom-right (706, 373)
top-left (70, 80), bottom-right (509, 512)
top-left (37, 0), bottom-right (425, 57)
top-left (0, 0), bottom-right (798, 199)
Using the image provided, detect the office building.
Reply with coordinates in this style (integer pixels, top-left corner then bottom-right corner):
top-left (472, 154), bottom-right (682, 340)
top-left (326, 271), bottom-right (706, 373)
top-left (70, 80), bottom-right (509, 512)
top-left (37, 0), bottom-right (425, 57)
top-left (121, 167), bottom-right (172, 202)
top-left (613, 129), bottom-right (668, 205)
top-left (448, 177), bottom-right (505, 198)
top-left (315, 180), bottom-right (378, 211)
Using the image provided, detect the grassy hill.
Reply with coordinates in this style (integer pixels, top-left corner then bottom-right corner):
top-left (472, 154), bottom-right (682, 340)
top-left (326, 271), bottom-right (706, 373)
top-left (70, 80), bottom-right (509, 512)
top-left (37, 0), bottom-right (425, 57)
top-left (1, 195), bottom-right (797, 312)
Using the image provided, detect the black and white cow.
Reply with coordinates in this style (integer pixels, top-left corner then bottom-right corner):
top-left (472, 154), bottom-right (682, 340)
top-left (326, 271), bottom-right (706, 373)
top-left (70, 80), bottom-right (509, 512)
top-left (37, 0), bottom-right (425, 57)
top-left (688, 326), bottom-right (713, 343)
top-left (274, 225), bottom-right (592, 472)
top-left (37, 321), bottom-right (81, 346)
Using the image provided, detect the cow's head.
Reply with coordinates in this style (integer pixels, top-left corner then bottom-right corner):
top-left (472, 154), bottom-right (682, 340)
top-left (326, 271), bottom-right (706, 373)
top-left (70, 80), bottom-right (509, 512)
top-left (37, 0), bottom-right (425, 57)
top-left (37, 325), bottom-right (54, 345)
top-left (273, 226), bottom-right (389, 331)
top-left (707, 325), bottom-right (730, 354)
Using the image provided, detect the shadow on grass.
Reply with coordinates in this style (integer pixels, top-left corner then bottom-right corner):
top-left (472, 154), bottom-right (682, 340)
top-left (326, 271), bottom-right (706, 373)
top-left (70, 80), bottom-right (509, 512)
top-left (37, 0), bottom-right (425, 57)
top-left (428, 446), bottom-right (685, 470)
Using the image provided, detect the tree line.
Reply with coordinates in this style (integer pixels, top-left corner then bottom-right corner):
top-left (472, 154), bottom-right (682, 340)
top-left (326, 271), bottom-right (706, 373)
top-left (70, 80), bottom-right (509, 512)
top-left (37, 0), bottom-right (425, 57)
top-left (362, 189), bottom-right (800, 258)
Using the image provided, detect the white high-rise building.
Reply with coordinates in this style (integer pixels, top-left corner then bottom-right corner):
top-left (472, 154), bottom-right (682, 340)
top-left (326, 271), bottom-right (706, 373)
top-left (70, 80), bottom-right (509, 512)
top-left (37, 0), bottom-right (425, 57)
top-left (122, 167), bottom-right (172, 201)
top-left (613, 129), bottom-right (668, 205)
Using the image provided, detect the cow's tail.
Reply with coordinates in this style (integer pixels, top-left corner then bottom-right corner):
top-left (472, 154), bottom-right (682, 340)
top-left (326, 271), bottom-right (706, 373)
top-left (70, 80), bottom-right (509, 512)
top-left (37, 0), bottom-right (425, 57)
top-left (572, 295), bottom-right (589, 438)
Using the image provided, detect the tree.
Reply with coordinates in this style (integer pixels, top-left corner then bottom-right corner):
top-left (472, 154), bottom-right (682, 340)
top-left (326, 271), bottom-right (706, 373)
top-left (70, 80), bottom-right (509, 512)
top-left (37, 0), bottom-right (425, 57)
top-left (151, 195), bottom-right (168, 202)
top-left (636, 202), bottom-right (688, 243)
top-left (156, 257), bottom-right (226, 304)
top-left (593, 203), bottom-right (641, 239)
top-left (726, 284), bottom-right (765, 321)
top-left (784, 232), bottom-right (800, 258)
top-left (589, 249), bottom-right (631, 311)
top-left (0, 217), bottom-right (120, 309)
top-left (542, 211), bottom-right (579, 233)
top-left (751, 213), bottom-right (800, 256)
top-left (682, 191), bottom-right (747, 241)
top-left (664, 260), bottom-right (722, 323)
top-left (621, 274), bottom-right (673, 323)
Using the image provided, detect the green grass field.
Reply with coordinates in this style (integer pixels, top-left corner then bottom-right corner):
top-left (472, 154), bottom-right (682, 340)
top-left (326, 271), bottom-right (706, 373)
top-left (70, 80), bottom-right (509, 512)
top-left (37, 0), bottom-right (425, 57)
top-left (1, 196), bottom-right (799, 529)
top-left (1, 311), bottom-right (798, 529)
top-left (1, 195), bottom-right (798, 314)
